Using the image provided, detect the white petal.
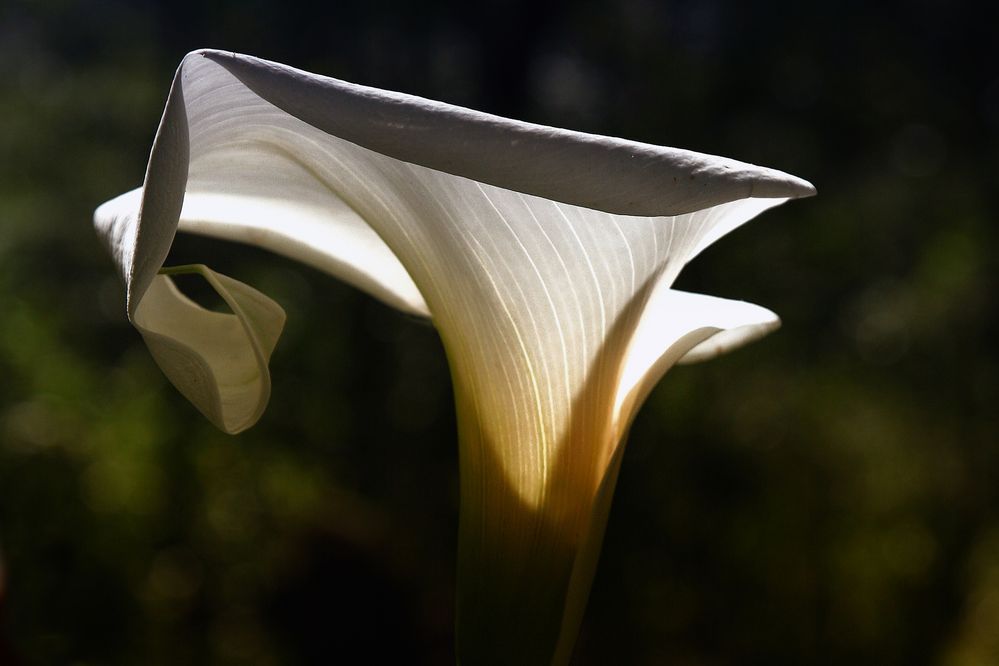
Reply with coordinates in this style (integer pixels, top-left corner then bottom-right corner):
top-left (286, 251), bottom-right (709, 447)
top-left (179, 190), bottom-right (428, 317)
top-left (94, 49), bottom-right (815, 665)
top-left (95, 50), bottom-right (811, 467)
top-left (614, 288), bottom-right (781, 430)
top-left (133, 265), bottom-right (285, 434)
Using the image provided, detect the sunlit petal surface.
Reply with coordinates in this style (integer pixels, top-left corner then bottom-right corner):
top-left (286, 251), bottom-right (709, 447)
top-left (95, 50), bottom-right (814, 665)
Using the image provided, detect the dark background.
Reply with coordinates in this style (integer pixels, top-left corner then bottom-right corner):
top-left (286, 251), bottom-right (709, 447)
top-left (1, 0), bottom-right (997, 664)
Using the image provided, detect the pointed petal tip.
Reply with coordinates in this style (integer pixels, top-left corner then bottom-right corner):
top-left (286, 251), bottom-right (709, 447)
top-left (788, 174), bottom-right (818, 198)
top-left (677, 309), bottom-right (781, 365)
top-left (745, 166), bottom-right (816, 200)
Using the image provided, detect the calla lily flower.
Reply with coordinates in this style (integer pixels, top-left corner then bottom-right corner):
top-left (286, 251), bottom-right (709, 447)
top-left (94, 49), bottom-right (814, 665)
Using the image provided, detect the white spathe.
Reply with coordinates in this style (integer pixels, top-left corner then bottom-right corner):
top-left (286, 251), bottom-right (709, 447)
top-left (94, 50), bottom-right (814, 665)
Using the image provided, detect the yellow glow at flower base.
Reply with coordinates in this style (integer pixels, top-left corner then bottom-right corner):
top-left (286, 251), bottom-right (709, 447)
top-left (94, 49), bottom-right (814, 665)
top-left (452, 310), bottom-right (632, 665)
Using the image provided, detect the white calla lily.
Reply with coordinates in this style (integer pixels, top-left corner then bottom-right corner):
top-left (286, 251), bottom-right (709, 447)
top-left (94, 49), bottom-right (814, 665)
